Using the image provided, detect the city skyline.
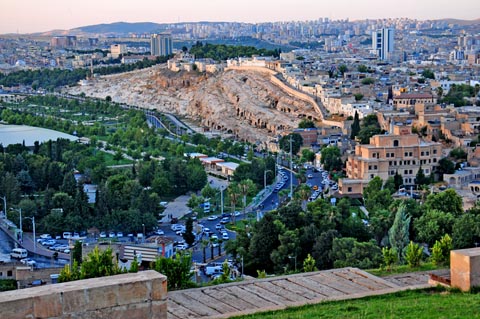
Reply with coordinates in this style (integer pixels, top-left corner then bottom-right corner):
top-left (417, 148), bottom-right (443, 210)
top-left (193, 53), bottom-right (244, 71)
top-left (1, 0), bottom-right (480, 34)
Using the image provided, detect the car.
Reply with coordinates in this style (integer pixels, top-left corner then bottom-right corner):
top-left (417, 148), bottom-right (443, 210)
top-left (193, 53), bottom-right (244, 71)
top-left (215, 223), bottom-right (222, 230)
top-left (39, 234), bottom-right (52, 239)
top-left (220, 217), bottom-right (229, 224)
top-left (307, 174), bottom-right (313, 179)
top-left (54, 244), bottom-right (69, 252)
top-left (234, 211), bottom-right (241, 217)
top-left (312, 185), bottom-right (319, 190)
top-left (175, 243), bottom-right (188, 250)
top-left (20, 258), bottom-right (37, 267)
top-left (171, 224), bottom-right (183, 231)
top-left (203, 227), bottom-right (211, 234)
top-left (331, 184), bottom-right (338, 190)
top-left (63, 248), bottom-right (71, 254)
top-left (222, 233), bottom-right (229, 240)
top-left (108, 231), bottom-right (116, 238)
top-left (99, 232), bottom-right (107, 238)
top-left (154, 229), bottom-right (164, 236)
top-left (211, 242), bottom-right (219, 248)
top-left (210, 234), bottom-right (218, 240)
top-left (207, 215), bottom-right (218, 221)
top-left (42, 239), bottom-right (56, 246)
top-left (117, 231), bottom-right (124, 237)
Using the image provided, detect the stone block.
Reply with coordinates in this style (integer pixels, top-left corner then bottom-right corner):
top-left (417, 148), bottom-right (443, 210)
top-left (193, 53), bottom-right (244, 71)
top-left (451, 247), bottom-right (480, 291)
top-left (151, 276), bottom-right (168, 301)
top-left (33, 292), bottom-right (63, 318)
top-left (151, 300), bottom-right (168, 319)
top-left (0, 298), bottom-right (34, 319)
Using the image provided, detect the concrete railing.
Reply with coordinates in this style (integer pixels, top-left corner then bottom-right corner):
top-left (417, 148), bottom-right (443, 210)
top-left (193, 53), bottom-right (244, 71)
top-left (0, 270), bottom-right (167, 319)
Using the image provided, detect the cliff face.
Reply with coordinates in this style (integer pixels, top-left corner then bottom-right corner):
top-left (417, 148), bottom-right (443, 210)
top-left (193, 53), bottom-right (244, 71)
top-left (67, 65), bottom-right (319, 143)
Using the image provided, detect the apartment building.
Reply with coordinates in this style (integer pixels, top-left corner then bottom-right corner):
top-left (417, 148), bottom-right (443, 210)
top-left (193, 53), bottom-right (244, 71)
top-left (339, 124), bottom-right (442, 196)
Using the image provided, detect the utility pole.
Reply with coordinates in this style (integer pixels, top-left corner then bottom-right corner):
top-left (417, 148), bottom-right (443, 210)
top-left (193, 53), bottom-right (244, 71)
top-left (289, 135), bottom-right (293, 198)
top-left (220, 186), bottom-right (224, 216)
top-left (1, 196), bottom-right (6, 218)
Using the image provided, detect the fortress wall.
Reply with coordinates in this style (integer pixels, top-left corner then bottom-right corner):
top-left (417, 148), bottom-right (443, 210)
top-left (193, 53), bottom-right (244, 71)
top-left (0, 270), bottom-right (167, 319)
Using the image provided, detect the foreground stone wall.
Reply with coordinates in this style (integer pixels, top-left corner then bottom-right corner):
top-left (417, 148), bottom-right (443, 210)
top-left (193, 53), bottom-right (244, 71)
top-left (0, 270), bottom-right (167, 319)
top-left (451, 247), bottom-right (480, 291)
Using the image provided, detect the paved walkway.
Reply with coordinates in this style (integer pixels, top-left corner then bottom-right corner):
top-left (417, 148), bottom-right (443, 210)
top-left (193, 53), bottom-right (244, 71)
top-left (167, 267), bottom-right (432, 319)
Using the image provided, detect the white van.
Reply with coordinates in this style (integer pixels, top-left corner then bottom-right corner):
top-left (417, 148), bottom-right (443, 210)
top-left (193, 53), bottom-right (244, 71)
top-left (63, 232), bottom-right (72, 239)
top-left (10, 248), bottom-right (28, 259)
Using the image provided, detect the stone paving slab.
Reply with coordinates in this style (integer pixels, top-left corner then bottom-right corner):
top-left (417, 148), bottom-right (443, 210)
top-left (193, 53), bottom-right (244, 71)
top-left (167, 267), bottom-right (433, 319)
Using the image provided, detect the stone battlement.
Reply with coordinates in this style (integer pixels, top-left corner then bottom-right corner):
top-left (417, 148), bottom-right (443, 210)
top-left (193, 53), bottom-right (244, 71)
top-left (0, 270), bottom-right (167, 319)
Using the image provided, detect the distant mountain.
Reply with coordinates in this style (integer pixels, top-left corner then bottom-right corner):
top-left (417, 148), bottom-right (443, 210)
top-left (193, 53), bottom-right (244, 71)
top-left (70, 21), bottom-right (164, 35)
top-left (435, 18), bottom-right (480, 25)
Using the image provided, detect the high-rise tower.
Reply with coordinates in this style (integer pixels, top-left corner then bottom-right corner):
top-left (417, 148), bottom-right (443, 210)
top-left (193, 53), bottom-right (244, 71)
top-left (371, 28), bottom-right (394, 61)
top-left (150, 33), bottom-right (173, 56)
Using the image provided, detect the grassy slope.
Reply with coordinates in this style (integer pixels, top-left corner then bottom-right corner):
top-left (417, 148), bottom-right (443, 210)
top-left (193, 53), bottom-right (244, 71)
top-left (233, 287), bottom-right (480, 319)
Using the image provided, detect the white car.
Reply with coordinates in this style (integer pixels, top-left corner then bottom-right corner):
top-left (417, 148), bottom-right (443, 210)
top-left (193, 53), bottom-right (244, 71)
top-left (234, 211), bottom-right (241, 217)
top-left (154, 229), bottom-right (164, 236)
top-left (175, 243), bottom-right (188, 250)
top-left (210, 234), bottom-right (218, 240)
top-left (171, 224), bottom-right (184, 231)
top-left (99, 232), bottom-right (107, 238)
top-left (207, 215), bottom-right (218, 221)
top-left (117, 231), bottom-right (124, 237)
top-left (108, 231), bottom-right (116, 238)
top-left (20, 258), bottom-right (37, 267)
top-left (222, 233), bottom-right (229, 240)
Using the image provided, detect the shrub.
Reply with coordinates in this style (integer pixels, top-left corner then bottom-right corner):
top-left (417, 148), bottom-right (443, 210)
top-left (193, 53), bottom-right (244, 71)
top-left (431, 234), bottom-right (453, 266)
top-left (382, 247), bottom-right (398, 271)
top-left (405, 241), bottom-right (423, 268)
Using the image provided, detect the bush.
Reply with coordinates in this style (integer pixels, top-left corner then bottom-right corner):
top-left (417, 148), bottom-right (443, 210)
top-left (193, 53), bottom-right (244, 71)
top-left (405, 241), bottom-right (423, 268)
top-left (431, 234), bottom-right (453, 266)
top-left (382, 247), bottom-right (398, 271)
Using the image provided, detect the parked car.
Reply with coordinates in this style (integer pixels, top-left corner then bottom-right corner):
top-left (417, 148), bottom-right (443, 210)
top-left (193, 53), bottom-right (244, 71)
top-left (99, 232), bottom-right (107, 238)
top-left (154, 229), bottom-right (164, 236)
top-left (171, 224), bottom-right (183, 231)
top-left (108, 231), bottom-right (116, 238)
top-left (222, 233), bottom-right (229, 240)
top-left (220, 217), bottom-right (229, 224)
top-left (215, 223), bottom-right (222, 230)
top-left (42, 239), bottom-right (56, 246)
top-left (207, 215), bottom-right (218, 221)
top-left (117, 231), bottom-right (124, 237)
top-left (175, 243), bottom-right (188, 250)
top-left (20, 258), bottom-right (37, 267)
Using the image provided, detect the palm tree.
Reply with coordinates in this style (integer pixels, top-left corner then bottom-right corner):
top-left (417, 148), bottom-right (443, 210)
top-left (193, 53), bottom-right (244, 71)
top-left (201, 239), bottom-right (209, 263)
top-left (238, 179), bottom-right (256, 219)
top-left (294, 184), bottom-right (311, 210)
top-left (228, 183), bottom-right (241, 224)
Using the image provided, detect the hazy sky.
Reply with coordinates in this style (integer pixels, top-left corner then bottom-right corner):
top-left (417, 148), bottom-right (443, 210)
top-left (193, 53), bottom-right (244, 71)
top-left (1, 0), bottom-right (479, 34)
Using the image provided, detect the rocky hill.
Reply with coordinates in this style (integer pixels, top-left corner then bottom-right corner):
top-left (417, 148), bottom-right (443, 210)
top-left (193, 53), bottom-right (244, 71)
top-left (66, 65), bottom-right (319, 143)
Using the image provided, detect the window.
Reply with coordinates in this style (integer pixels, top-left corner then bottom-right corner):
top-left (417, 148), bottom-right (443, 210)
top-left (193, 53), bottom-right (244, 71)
top-left (404, 152), bottom-right (408, 157)
top-left (348, 187), bottom-right (352, 192)
top-left (433, 149), bottom-right (437, 154)
top-left (404, 170), bottom-right (408, 174)
top-left (389, 161), bottom-right (392, 165)
top-left (426, 151), bottom-right (429, 156)
top-left (387, 153), bottom-right (390, 158)
top-left (7, 270), bottom-right (12, 277)
top-left (409, 170), bottom-right (413, 174)
top-left (394, 140), bottom-right (399, 147)
top-left (370, 174), bottom-right (374, 179)
top-left (433, 158), bottom-right (437, 163)
top-left (368, 165), bottom-right (372, 170)
top-left (374, 165), bottom-right (378, 170)
top-left (421, 151), bottom-right (424, 156)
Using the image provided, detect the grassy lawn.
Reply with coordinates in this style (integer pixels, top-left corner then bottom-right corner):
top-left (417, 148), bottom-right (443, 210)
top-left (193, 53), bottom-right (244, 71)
top-left (101, 151), bottom-right (133, 166)
top-left (233, 287), bottom-right (480, 319)
top-left (367, 263), bottom-right (441, 277)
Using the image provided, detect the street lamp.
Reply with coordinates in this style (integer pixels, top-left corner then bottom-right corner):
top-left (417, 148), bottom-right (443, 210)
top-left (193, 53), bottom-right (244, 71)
top-left (220, 186), bottom-right (225, 216)
top-left (142, 224), bottom-right (145, 243)
top-left (288, 255), bottom-right (297, 272)
top-left (24, 216), bottom-right (35, 253)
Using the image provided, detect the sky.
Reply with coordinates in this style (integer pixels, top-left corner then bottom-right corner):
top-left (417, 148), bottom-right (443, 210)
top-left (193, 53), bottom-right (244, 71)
top-left (1, 0), bottom-right (479, 34)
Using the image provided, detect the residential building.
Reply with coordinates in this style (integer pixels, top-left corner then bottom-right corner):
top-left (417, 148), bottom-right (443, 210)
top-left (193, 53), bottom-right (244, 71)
top-left (110, 44), bottom-right (127, 58)
top-left (340, 124), bottom-right (442, 196)
top-left (371, 28), bottom-right (394, 60)
top-left (150, 33), bottom-right (173, 57)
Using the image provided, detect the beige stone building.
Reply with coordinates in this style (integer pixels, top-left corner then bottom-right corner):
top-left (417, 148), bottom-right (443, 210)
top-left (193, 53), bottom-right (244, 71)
top-left (339, 125), bottom-right (442, 196)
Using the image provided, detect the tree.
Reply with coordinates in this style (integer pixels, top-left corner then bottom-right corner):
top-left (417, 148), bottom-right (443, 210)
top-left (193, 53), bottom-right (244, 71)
top-left (248, 213), bottom-right (281, 274)
top-left (357, 64), bottom-right (368, 73)
top-left (320, 146), bottom-right (342, 172)
top-left (424, 189), bottom-right (463, 217)
top-left (350, 111), bottom-right (360, 139)
top-left (338, 64), bottom-right (348, 76)
top-left (72, 240), bottom-right (83, 265)
top-left (279, 133), bottom-right (303, 155)
top-left (331, 237), bottom-right (382, 269)
top-left (354, 93), bottom-right (364, 101)
top-left (415, 166), bottom-right (430, 186)
top-left (113, 150), bottom-right (123, 162)
top-left (414, 209), bottom-right (455, 247)
top-left (382, 247), bottom-right (398, 271)
top-left (452, 213), bottom-right (480, 249)
top-left (238, 179), bottom-right (256, 220)
top-left (361, 78), bottom-right (375, 85)
top-left (227, 182), bottom-right (241, 223)
top-left (303, 254), bottom-right (317, 272)
top-left (183, 217), bottom-right (195, 247)
top-left (153, 252), bottom-right (195, 290)
top-left (436, 158), bottom-right (455, 178)
top-left (405, 241), bottom-right (423, 268)
top-left (298, 119), bottom-right (315, 128)
top-left (431, 234), bottom-right (453, 266)
top-left (388, 202), bottom-right (411, 263)
top-left (301, 149), bottom-right (315, 163)
top-left (422, 69), bottom-right (435, 80)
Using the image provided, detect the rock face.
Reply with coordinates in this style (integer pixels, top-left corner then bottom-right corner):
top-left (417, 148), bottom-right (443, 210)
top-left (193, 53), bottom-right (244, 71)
top-left (67, 65), bottom-right (319, 143)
